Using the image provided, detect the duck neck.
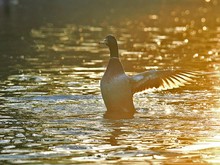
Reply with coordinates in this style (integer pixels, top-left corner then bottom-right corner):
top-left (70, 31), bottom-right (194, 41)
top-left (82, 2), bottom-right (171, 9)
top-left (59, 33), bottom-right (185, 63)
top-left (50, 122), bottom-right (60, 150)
top-left (106, 57), bottom-right (125, 75)
top-left (109, 44), bottom-right (119, 58)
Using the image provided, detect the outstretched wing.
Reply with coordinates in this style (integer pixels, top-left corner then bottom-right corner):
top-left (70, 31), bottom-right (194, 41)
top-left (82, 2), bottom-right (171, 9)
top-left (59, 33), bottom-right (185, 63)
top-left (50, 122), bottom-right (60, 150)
top-left (130, 70), bottom-right (198, 94)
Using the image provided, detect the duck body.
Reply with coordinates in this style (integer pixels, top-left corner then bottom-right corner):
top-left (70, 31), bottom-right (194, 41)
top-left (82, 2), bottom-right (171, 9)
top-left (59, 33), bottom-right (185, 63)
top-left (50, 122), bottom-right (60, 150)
top-left (101, 58), bottom-right (135, 119)
top-left (100, 35), bottom-right (197, 119)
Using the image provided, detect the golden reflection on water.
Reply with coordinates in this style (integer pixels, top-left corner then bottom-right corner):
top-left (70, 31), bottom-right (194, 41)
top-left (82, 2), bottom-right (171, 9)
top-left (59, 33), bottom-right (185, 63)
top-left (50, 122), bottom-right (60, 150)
top-left (27, 11), bottom-right (220, 162)
top-left (1, 0), bottom-right (220, 164)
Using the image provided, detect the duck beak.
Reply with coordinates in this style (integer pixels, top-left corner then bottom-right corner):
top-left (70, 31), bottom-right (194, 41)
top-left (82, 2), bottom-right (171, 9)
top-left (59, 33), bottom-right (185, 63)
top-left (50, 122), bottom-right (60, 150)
top-left (99, 38), bottom-right (108, 45)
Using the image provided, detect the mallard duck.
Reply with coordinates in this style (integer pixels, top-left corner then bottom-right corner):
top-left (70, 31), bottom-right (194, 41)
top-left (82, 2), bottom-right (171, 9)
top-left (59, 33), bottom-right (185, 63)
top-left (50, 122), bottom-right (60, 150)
top-left (100, 35), bottom-right (196, 119)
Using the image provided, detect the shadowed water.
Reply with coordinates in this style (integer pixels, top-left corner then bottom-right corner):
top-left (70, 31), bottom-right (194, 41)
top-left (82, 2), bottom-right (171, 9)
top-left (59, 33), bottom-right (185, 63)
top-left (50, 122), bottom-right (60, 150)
top-left (0, 0), bottom-right (220, 164)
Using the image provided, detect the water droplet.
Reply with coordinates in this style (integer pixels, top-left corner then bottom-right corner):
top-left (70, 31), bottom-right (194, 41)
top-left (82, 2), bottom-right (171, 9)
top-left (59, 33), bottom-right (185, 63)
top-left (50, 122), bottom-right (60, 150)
top-left (203, 26), bottom-right (208, 31)
top-left (193, 53), bottom-right (199, 58)
top-left (184, 39), bottom-right (189, 43)
top-left (208, 51), bottom-right (213, 55)
top-left (201, 17), bottom-right (206, 23)
top-left (149, 15), bottom-right (158, 20)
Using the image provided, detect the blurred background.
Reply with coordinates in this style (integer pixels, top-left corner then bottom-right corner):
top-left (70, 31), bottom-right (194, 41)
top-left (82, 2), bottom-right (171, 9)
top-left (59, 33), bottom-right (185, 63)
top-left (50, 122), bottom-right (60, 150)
top-left (0, 0), bottom-right (220, 164)
top-left (0, 0), bottom-right (220, 78)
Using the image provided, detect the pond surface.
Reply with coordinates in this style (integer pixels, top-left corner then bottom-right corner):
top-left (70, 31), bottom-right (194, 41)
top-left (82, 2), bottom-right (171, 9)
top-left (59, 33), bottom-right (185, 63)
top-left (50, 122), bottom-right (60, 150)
top-left (1, 0), bottom-right (220, 164)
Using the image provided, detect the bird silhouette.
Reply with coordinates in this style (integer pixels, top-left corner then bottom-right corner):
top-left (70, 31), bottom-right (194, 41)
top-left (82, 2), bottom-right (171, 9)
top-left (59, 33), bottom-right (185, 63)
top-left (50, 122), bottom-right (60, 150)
top-left (100, 35), bottom-right (197, 119)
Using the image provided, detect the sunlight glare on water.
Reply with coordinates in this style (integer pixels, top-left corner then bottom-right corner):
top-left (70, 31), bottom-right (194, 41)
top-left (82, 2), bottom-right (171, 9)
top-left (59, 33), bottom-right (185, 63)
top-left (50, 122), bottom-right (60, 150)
top-left (0, 0), bottom-right (220, 164)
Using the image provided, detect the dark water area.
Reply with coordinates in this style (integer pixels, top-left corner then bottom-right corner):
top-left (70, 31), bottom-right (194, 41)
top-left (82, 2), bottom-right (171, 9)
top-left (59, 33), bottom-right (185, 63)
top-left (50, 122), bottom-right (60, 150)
top-left (0, 0), bottom-right (220, 164)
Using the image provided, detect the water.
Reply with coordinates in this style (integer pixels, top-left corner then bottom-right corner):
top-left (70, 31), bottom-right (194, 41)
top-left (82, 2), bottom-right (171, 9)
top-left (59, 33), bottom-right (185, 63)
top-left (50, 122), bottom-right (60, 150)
top-left (0, 0), bottom-right (220, 164)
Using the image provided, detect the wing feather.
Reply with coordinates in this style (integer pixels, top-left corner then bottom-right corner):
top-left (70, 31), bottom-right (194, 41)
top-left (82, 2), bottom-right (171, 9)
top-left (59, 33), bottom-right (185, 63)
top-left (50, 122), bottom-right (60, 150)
top-left (130, 70), bottom-right (198, 94)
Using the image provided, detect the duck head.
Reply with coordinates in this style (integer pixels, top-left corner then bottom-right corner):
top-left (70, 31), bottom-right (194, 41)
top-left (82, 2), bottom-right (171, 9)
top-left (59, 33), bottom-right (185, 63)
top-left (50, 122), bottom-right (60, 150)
top-left (99, 35), bottom-right (119, 58)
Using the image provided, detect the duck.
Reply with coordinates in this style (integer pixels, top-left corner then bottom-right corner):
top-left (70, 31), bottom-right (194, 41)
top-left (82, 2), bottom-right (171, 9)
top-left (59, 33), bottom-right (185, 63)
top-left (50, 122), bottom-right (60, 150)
top-left (99, 35), bottom-right (197, 119)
